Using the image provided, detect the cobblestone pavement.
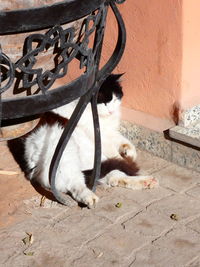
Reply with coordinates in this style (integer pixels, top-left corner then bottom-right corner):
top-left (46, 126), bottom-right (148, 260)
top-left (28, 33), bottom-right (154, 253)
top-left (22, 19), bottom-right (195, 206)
top-left (0, 141), bottom-right (200, 267)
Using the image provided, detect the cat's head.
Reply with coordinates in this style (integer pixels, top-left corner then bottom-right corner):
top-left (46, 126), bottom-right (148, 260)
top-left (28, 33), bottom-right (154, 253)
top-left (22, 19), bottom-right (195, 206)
top-left (97, 74), bottom-right (124, 117)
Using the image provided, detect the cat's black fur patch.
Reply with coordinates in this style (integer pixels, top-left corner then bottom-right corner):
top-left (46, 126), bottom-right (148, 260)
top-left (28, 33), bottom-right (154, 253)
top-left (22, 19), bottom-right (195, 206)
top-left (38, 112), bottom-right (68, 128)
top-left (84, 157), bottom-right (139, 188)
top-left (97, 74), bottom-right (124, 104)
top-left (99, 157), bottom-right (139, 177)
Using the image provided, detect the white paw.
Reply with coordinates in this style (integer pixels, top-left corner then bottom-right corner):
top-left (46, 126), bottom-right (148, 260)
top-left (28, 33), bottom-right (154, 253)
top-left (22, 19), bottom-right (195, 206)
top-left (107, 176), bottom-right (132, 188)
top-left (79, 188), bottom-right (99, 208)
top-left (106, 175), bottom-right (159, 190)
top-left (119, 143), bottom-right (137, 160)
top-left (135, 176), bottom-right (159, 189)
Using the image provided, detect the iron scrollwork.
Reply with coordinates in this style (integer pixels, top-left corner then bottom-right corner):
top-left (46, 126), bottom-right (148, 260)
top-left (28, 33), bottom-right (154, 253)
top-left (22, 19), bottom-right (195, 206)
top-left (0, 0), bottom-right (127, 204)
top-left (16, 26), bottom-right (81, 94)
top-left (0, 4), bottom-right (106, 97)
top-left (0, 48), bottom-right (15, 94)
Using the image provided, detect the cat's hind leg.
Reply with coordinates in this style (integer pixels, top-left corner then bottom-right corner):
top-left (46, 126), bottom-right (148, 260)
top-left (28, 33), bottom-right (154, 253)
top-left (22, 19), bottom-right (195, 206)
top-left (100, 170), bottom-right (158, 190)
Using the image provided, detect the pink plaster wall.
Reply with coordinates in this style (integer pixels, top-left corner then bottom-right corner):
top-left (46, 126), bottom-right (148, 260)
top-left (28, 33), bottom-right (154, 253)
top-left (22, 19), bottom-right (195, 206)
top-left (55, 1), bottom-right (200, 131)
top-left (102, 1), bottom-right (183, 130)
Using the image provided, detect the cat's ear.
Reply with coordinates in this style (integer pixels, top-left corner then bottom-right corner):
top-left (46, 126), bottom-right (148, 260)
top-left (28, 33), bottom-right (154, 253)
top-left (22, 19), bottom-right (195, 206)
top-left (112, 73), bottom-right (125, 81)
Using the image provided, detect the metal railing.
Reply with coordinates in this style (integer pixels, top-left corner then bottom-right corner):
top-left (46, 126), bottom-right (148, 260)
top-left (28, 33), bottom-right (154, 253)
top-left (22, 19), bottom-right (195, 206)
top-left (0, 0), bottom-right (126, 205)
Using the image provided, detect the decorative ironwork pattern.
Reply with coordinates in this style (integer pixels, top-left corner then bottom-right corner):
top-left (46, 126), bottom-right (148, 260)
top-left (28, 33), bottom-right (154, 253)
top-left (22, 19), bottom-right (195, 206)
top-left (0, 49), bottom-right (15, 94)
top-left (0, 0), bottom-right (127, 205)
top-left (0, 4), bottom-right (106, 96)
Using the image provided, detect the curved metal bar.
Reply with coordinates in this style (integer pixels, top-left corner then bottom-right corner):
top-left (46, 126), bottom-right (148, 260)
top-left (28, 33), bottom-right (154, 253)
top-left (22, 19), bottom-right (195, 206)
top-left (1, 4), bottom-right (105, 122)
top-left (88, 0), bottom-right (126, 191)
top-left (1, 69), bottom-right (95, 121)
top-left (49, 88), bottom-right (95, 205)
top-left (0, 0), bottom-right (106, 34)
top-left (49, 0), bottom-right (126, 201)
top-left (98, 1), bottom-right (126, 82)
top-left (0, 53), bottom-right (15, 94)
top-left (90, 91), bottom-right (101, 191)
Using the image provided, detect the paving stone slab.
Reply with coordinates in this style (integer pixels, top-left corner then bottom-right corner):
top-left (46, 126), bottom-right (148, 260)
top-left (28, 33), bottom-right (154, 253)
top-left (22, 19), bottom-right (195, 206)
top-left (153, 164), bottom-right (200, 193)
top-left (186, 257), bottom-right (200, 267)
top-left (93, 187), bottom-right (143, 223)
top-left (75, 224), bottom-right (150, 266)
top-left (136, 150), bottom-right (170, 175)
top-left (187, 217), bottom-right (200, 234)
top-left (119, 186), bottom-right (172, 208)
top-left (1, 141), bottom-right (200, 267)
top-left (70, 246), bottom-right (122, 267)
top-left (186, 185), bottom-right (200, 200)
top-left (130, 226), bottom-right (200, 267)
top-left (146, 194), bottom-right (200, 221)
top-left (121, 209), bottom-right (174, 238)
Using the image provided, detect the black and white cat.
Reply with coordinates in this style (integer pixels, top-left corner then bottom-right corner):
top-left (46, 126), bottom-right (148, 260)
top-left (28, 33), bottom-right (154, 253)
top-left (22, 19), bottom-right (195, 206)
top-left (23, 74), bottom-right (158, 208)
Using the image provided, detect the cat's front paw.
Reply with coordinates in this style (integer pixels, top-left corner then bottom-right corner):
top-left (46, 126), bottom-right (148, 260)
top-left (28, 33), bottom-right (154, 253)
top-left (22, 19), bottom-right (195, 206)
top-left (79, 188), bottom-right (99, 208)
top-left (119, 143), bottom-right (137, 160)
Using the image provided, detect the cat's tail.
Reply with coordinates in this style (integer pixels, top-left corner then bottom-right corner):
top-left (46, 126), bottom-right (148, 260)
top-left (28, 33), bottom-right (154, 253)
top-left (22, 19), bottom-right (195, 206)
top-left (83, 157), bottom-right (139, 188)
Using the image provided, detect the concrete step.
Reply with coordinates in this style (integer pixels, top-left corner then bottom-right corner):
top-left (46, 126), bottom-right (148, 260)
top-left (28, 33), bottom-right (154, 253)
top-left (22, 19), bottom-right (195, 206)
top-left (169, 124), bottom-right (200, 148)
top-left (120, 120), bottom-right (200, 173)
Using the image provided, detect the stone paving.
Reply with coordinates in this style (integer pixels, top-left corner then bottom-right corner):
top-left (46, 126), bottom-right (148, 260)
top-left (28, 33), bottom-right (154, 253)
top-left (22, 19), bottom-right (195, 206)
top-left (0, 141), bottom-right (200, 267)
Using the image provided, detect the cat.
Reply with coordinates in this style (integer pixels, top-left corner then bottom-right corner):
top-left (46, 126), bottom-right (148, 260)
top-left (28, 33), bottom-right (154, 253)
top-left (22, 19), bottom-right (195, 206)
top-left (20, 74), bottom-right (158, 208)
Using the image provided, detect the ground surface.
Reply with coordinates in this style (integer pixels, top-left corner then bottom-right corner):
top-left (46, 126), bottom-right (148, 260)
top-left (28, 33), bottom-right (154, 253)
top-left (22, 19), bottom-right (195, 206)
top-left (0, 141), bottom-right (200, 267)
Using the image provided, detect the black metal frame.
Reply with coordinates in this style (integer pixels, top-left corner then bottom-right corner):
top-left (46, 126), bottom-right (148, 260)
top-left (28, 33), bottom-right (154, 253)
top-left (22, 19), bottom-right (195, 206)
top-left (0, 0), bottom-right (126, 205)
